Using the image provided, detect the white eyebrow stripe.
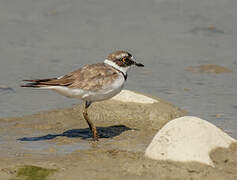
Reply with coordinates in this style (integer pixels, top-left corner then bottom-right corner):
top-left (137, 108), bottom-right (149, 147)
top-left (116, 53), bottom-right (127, 59)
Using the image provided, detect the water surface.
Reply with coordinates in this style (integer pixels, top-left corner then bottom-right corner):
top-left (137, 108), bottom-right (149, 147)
top-left (0, 0), bottom-right (237, 138)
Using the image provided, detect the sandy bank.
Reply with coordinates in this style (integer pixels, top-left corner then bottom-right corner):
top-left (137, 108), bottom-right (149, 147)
top-left (0, 92), bottom-right (236, 179)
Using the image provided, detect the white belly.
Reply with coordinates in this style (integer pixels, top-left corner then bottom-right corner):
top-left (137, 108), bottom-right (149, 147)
top-left (41, 74), bottom-right (125, 102)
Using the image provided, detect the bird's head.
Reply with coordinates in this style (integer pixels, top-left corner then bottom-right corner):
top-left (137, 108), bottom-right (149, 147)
top-left (106, 50), bottom-right (144, 68)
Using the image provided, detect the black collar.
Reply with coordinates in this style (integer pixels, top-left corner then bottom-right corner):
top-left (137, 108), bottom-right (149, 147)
top-left (122, 71), bottom-right (127, 80)
top-left (104, 62), bottom-right (127, 80)
top-left (116, 69), bottom-right (127, 80)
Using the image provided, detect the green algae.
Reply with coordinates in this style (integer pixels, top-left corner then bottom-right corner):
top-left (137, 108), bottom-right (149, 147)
top-left (13, 165), bottom-right (56, 180)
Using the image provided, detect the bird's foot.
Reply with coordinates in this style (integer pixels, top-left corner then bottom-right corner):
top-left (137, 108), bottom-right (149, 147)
top-left (92, 129), bottom-right (99, 141)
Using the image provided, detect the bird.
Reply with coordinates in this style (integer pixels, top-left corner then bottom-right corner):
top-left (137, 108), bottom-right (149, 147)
top-left (21, 50), bottom-right (144, 141)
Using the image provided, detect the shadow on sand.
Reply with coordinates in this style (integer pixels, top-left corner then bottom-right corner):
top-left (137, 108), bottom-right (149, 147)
top-left (18, 125), bottom-right (136, 141)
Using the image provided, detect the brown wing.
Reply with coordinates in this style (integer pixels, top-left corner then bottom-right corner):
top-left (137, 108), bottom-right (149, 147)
top-left (21, 63), bottom-right (120, 91)
top-left (68, 63), bottom-right (120, 91)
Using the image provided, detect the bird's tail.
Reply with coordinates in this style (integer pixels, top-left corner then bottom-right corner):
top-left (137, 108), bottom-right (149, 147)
top-left (21, 78), bottom-right (57, 88)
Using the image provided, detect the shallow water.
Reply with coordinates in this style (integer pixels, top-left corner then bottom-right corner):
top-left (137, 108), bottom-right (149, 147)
top-left (0, 0), bottom-right (237, 139)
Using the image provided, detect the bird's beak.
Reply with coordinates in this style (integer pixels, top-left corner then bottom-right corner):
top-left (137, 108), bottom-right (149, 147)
top-left (131, 56), bottom-right (144, 67)
top-left (135, 62), bottom-right (144, 67)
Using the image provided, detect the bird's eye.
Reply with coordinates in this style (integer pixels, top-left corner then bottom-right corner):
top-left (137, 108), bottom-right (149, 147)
top-left (122, 57), bottom-right (127, 63)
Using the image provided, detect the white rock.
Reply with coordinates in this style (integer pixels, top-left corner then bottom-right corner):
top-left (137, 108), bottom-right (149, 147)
top-left (145, 116), bottom-right (237, 166)
top-left (112, 90), bottom-right (158, 104)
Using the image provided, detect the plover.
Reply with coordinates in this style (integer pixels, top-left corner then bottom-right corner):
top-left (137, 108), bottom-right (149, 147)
top-left (21, 50), bottom-right (144, 141)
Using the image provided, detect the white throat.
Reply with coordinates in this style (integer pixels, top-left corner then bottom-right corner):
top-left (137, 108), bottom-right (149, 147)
top-left (104, 59), bottom-right (130, 75)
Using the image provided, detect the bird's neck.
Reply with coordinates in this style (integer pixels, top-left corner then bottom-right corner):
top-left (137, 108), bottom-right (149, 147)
top-left (104, 59), bottom-right (130, 76)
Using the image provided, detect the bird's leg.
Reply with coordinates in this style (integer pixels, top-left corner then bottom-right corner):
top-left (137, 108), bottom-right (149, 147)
top-left (82, 101), bottom-right (98, 141)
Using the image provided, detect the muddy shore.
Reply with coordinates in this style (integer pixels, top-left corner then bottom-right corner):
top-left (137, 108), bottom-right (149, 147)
top-left (0, 97), bottom-right (237, 180)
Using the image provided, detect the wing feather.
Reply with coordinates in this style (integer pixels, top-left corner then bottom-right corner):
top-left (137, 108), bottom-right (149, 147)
top-left (21, 63), bottom-right (120, 91)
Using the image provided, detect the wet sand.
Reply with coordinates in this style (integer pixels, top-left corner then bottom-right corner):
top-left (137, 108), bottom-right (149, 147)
top-left (0, 98), bottom-right (237, 179)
